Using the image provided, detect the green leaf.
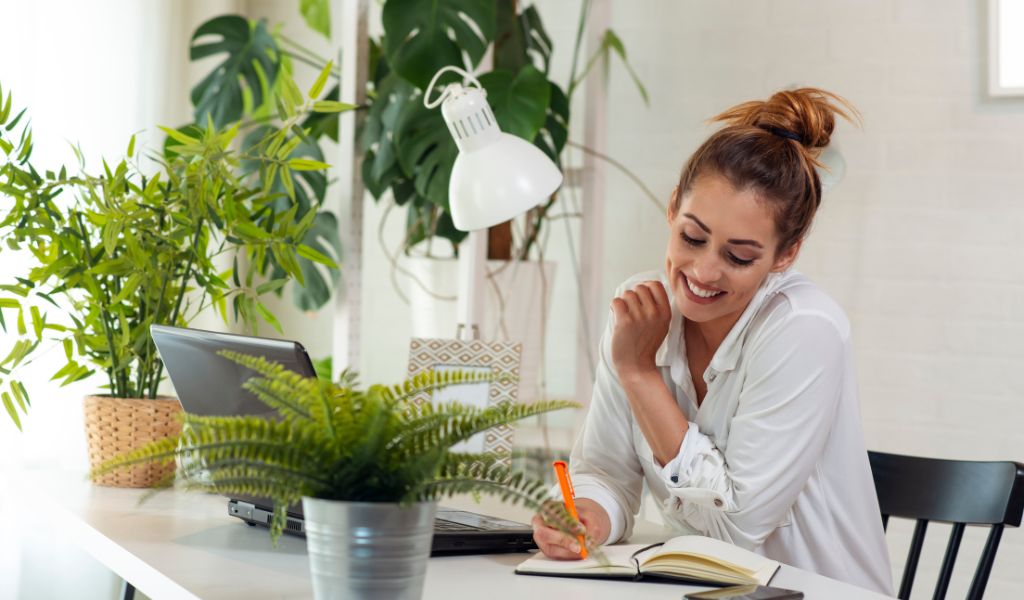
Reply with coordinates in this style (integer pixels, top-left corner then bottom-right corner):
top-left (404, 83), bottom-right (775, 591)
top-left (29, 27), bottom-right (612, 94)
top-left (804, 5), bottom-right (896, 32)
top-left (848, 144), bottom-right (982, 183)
top-left (235, 222), bottom-right (271, 241)
top-left (190, 16), bottom-right (280, 128)
top-left (308, 60), bottom-right (333, 100)
top-left (290, 212), bottom-right (342, 312)
top-left (602, 29), bottom-right (649, 105)
top-left (10, 381), bottom-right (27, 413)
top-left (29, 306), bottom-right (42, 338)
top-left (255, 301), bottom-right (282, 333)
top-left (158, 125), bottom-right (200, 147)
top-left (300, 0), bottom-right (331, 39)
top-left (478, 65), bottom-right (550, 142)
top-left (63, 338), bottom-right (73, 360)
top-left (0, 298), bottom-right (20, 309)
top-left (127, 134), bottom-right (136, 158)
top-left (296, 244), bottom-right (338, 268)
top-left (287, 158), bottom-right (330, 171)
top-left (255, 279), bottom-right (287, 295)
top-left (2, 391), bottom-right (21, 431)
top-left (391, 85), bottom-right (459, 209)
top-left (312, 100), bottom-right (356, 113)
top-left (381, 0), bottom-right (496, 89)
top-left (281, 167), bottom-right (295, 200)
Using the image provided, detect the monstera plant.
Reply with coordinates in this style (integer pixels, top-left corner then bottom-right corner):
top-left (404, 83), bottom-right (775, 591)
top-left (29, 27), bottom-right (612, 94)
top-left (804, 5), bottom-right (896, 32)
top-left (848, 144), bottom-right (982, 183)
top-left (187, 1), bottom-right (647, 261)
top-left (362, 0), bottom-right (649, 258)
top-left (177, 14), bottom-right (345, 311)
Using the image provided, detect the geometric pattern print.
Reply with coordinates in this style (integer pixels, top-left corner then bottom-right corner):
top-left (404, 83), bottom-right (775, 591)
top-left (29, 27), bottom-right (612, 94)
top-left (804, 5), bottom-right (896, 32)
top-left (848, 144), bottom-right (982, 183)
top-left (407, 338), bottom-right (523, 469)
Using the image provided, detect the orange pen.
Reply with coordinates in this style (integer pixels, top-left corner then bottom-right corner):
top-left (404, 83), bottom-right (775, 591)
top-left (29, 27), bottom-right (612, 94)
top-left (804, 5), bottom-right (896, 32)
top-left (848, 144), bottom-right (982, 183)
top-left (552, 460), bottom-right (587, 559)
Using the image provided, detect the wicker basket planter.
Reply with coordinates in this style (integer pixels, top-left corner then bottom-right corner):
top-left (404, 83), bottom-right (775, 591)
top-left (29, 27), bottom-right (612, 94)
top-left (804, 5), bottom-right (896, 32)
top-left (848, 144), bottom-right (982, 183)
top-left (83, 395), bottom-right (182, 488)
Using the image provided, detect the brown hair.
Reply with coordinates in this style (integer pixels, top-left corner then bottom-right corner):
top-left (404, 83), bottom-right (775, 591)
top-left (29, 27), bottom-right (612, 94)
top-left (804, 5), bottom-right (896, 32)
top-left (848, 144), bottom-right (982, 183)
top-left (672, 88), bottom-right (860, 253)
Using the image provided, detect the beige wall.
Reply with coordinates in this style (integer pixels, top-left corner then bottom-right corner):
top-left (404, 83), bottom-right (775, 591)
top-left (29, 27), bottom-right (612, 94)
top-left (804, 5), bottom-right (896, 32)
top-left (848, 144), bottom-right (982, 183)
top-left (584, 1), bottom-right (1023, 597)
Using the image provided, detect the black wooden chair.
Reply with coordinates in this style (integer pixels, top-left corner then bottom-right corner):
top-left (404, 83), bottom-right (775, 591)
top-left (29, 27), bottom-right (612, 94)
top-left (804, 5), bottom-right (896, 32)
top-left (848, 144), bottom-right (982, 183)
top-left (868, 451), bottom-right (1024, 600)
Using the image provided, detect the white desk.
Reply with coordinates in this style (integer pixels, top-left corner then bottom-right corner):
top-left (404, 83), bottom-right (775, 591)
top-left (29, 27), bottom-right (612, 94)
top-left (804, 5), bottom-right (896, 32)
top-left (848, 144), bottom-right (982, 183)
top-left (18, 469), bottom-right (891, 600)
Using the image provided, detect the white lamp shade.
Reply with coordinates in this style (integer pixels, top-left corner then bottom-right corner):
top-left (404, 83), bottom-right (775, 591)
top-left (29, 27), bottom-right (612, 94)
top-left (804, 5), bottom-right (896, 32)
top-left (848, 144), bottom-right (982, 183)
top-left (448, 132), bottom-right (564, 232)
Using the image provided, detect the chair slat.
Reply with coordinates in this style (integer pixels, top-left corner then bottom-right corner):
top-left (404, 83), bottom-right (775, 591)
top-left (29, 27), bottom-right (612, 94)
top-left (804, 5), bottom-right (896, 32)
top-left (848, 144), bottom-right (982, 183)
top-left (899, 519), bottom-right (928, 600)
top-left (967, 524), bottom-right (1004, 600)
top-left (931, 522), bottom-right (964, 600)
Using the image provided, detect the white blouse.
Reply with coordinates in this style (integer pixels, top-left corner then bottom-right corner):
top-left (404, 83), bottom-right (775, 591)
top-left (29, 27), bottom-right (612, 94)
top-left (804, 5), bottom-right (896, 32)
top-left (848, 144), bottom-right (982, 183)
top-left (570, 269), bottom-right (894, 595)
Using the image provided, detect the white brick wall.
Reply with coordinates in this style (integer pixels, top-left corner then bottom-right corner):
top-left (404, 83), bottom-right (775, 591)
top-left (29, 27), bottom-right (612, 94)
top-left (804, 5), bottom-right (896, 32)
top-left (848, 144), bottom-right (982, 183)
top-left (584, 0), bottom-right (1024, 597)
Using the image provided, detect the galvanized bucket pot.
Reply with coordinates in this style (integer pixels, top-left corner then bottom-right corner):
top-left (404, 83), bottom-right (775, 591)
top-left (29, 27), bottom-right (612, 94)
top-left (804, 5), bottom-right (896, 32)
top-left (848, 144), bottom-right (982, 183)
top-left (302, 497), bottom-right (437, 600)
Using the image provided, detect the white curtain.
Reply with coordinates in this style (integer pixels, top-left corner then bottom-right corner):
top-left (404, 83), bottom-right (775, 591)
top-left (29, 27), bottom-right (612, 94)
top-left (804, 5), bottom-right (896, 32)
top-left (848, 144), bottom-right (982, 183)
top-left (0, 2), bottom-right (236, 596)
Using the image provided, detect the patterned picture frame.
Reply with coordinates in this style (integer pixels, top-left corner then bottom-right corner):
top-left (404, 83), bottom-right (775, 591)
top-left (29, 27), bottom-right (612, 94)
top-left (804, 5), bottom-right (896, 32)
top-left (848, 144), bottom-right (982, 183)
top-left (407, 338), bottom-right (523, 465)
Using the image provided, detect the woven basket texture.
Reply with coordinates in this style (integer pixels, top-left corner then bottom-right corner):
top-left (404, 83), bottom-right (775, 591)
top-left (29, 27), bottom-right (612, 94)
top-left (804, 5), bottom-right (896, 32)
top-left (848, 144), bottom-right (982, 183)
top-left (83, 395), bottom-right (182, 488)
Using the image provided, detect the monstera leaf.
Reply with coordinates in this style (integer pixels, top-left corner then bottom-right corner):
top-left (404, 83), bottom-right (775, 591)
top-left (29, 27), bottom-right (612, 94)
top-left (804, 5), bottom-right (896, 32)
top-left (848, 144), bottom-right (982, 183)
top-left (190, 16), bottom-right (280, 128)
top-left (391, 86), bottom-right (459, 211)
top-left (381, 0), bottom-right (496, 90)
top-left (292, 211), bottom-right (342, 311)
top-left (535, 82), bottom-right (569, 165)
top-left (478, 65), bottom-right (549, 143)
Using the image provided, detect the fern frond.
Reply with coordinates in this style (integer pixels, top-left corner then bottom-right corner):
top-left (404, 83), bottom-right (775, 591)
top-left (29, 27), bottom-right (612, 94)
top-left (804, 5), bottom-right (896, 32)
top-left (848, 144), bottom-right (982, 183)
top-left (385, 368), bottom-right (504, 406)
top-left (218, 350), bottom-right (322, 422)
top-left (400, 399), bottom-right (579, 456)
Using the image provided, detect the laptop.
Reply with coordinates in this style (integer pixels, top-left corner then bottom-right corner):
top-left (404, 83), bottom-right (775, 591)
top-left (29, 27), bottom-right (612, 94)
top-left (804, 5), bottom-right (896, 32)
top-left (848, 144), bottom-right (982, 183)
top-left (150, 324), bottom-right (537, 555)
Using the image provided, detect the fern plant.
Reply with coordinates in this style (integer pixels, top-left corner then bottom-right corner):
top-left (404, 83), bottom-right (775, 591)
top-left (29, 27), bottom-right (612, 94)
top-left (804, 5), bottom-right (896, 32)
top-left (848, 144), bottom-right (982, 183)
top-left (92, 351), bottom-right (583, 543)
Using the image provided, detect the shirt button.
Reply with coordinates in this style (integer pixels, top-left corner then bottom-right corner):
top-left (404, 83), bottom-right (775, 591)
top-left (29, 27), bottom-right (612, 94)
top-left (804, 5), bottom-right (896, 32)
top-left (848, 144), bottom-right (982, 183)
top-left (670, 475), bottom-right (679, 484)
top-left (713, 498), bottom-right (723, 508)
top-left (708, 373), bottom-right (717, 382)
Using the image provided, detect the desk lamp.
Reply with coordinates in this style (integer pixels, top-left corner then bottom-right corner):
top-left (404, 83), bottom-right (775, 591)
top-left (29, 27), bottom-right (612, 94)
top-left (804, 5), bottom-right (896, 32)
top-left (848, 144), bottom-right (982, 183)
top-left (424, 66), bottom-right (563, 341)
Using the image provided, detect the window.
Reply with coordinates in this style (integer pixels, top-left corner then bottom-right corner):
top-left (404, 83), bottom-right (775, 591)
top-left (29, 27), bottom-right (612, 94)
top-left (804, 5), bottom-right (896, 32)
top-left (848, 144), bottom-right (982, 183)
top-left (989, 0), bottom-right (1024, 96)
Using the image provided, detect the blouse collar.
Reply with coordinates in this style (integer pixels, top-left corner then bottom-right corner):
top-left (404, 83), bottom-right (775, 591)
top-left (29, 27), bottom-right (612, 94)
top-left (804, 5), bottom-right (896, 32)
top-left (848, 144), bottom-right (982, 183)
top-left (655, 270), bottom-right (791, 379)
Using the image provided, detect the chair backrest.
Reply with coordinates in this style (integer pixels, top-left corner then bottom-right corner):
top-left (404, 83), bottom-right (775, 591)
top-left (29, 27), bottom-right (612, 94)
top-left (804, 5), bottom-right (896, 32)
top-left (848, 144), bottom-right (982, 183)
top-left (868, 451), bottom-right (1024, 600)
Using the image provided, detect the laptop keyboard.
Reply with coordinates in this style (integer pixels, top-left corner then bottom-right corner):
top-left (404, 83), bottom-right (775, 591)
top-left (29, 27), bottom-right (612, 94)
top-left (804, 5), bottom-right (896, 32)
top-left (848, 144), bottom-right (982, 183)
top-left (434, 518), bottom-right (481, 531)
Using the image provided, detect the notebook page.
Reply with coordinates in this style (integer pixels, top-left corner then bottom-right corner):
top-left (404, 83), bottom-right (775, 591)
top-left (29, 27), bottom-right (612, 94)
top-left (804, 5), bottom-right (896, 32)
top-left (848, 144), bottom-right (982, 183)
top-left (638, 535), bottom-right (779, 581)
top-left (515, 543), bottom-right (646, 576)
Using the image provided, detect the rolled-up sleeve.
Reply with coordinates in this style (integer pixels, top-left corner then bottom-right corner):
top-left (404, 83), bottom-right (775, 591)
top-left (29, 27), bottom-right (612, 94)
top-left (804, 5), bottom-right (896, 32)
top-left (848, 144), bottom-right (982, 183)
top-left (569, 316), bottom-right (644, 544)
top-left (654, 311), bottom-right (846, 550)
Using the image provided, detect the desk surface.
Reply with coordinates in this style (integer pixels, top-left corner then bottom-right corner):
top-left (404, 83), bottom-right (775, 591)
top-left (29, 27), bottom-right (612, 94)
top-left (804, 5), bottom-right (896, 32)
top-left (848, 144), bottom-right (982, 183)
top-left (17, 469), bottom-right (891, 600)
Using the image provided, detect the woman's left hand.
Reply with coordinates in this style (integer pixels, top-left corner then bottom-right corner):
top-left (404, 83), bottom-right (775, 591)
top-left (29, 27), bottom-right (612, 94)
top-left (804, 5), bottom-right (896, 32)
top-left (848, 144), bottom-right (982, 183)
top-left (609, 280), bottom-right (672, 383)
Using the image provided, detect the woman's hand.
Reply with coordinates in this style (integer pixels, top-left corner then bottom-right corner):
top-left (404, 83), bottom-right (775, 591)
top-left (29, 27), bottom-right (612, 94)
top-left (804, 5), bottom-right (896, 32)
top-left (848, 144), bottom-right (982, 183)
top-left (531, 498), bottom-right (611, 559)
top-left (610, 280), bottom-right (672, 382)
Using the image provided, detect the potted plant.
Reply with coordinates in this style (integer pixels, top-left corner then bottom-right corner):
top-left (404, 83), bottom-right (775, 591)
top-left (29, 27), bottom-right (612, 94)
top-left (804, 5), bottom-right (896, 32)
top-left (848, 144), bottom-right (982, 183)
top-left (361, 0), bottom-right (652, 402)
top-left (91, 351), bottom-right (582, 599)
top-left (182, 3), bottom-right (652, 403)
top-left (0, 67), bottom-right (351, 486)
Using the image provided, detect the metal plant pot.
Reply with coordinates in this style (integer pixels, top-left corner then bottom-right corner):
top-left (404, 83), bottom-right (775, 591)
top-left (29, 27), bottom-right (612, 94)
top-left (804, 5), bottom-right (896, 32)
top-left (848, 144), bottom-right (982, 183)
top-left (302, 497), bottom-right (437, 600)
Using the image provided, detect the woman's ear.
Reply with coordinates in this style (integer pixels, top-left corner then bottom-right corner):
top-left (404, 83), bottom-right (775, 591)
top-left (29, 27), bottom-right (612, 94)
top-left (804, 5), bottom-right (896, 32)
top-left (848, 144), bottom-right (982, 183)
top-left (771, 240), bottom-right (802, 272)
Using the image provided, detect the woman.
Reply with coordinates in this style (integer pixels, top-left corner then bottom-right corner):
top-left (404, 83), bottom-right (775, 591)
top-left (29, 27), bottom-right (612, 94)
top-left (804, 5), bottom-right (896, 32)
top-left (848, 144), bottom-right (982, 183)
top-left (531, 88), bottom-right (893, 595)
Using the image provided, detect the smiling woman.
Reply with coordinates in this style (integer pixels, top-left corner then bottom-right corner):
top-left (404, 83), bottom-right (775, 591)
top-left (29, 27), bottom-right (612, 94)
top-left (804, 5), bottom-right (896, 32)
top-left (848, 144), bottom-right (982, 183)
top-left (530, 88), bottom-right (895, 597)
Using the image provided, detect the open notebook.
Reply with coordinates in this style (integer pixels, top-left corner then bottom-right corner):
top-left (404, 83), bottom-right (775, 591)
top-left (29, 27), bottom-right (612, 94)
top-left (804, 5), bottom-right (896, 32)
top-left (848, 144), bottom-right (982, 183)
top-left (515, 535), bottom-right (779, 587)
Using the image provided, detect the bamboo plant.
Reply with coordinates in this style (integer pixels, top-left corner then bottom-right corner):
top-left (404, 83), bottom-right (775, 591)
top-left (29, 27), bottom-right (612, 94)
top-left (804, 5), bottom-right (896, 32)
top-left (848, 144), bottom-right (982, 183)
top-left (0, 63), bottom-right (352, 428)
top-left (92, 352), bottom-right (586, 545)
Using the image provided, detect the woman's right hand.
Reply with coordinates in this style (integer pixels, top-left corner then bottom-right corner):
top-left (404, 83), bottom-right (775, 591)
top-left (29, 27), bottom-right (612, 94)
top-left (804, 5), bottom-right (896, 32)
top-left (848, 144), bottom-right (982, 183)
top-left (531, 497), bottom-right (611, 559)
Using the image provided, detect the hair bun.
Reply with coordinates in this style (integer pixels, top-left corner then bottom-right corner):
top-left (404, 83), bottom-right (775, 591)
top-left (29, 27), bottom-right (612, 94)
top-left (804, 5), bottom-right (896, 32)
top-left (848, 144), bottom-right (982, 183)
top-left (712, 88), bottom-right (859, 149)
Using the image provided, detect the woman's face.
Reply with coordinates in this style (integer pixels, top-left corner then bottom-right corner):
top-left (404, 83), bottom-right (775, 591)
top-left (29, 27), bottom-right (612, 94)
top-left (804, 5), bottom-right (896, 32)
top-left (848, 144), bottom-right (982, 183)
top-left (665, 173), bottom-right (799, 330)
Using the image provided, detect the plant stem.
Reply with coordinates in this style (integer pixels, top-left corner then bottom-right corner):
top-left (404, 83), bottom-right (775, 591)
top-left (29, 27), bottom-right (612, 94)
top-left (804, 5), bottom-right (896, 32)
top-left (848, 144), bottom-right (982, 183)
top-left (518, 193), bottom-right (558, 260)
top-left (281, 51), bottom-right (330, 74)
top-left (566, 0), bottom-right (592, 101)
top-left (74, 212), bottom-right (122, 397)
top-left (150, 216), bottom-right (204, 398)
top-left (567, 140), bottom-right (666, 213)
top-left (278, 35), bottom-right (337, 74)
